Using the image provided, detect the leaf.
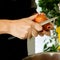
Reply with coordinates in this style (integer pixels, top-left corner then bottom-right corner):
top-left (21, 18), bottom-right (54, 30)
top-left (38, 0), bottom-right (60, 18)
top-left (44, 43), bottom-right (47, 49)
top-left (44, 47), bottom-right (52, 52)
top-left (51, 45), bottom-right (57, 51)
top-left (50, 39), bottom-right (52, 43)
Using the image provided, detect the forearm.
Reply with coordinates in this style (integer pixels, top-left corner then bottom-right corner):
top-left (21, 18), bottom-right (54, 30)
top-left (0, 19), bottom-right (21, 39)
top-left (0, 19), bottom-right (10, 34)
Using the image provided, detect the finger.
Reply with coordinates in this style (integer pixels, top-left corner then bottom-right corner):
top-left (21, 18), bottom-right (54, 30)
top-left (39, 30), bottom-right (45, 36)
top-left (39, 30), bottom-right (51, 36)
top-left (49, 23), bottom-right (54, 30)
top-left (33, 23), bottom-right (43, 31)
top-left (32, 27), bottom-right (38, 37)
top-left (44, 30), bottom-right (51, 36)
top-left (28, 14), bottom-right (38, 20)
top-left (27, 27), bottom-right (32, 39)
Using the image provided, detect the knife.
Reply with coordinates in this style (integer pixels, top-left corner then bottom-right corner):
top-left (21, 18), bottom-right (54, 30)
top-left (40, 17), bottom-right (58, 26)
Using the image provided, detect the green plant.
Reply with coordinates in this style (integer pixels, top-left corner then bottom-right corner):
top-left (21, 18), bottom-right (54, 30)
top-left (38, 0), bottom-right (60, 26)
top-left (37, 0), bottom-right (60, 51)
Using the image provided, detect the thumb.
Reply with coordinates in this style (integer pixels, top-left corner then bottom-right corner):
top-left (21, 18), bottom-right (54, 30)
top-left (28, 14), bottom-right (38, 20)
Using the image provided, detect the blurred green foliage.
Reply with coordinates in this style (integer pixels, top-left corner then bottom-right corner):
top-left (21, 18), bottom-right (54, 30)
top-left (38, 0), bottom-right (60, 26)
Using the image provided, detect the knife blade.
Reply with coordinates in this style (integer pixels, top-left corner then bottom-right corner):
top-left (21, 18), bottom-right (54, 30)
top-left (40, 17), bottom-right (58, 26)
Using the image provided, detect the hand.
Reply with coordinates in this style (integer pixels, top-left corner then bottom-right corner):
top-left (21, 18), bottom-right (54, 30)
top-left (0, 14), bottom-right (54, 39)
top-left (9, 14), bottom-right (42, 39)
top-left (9, 14), bottom-right (54, 39)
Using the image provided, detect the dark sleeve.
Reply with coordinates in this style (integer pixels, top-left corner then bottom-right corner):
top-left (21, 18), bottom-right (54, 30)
top-left (0, 0), bottom-right (32, 19)
top-left (0, 34), bottom-right (28, 60)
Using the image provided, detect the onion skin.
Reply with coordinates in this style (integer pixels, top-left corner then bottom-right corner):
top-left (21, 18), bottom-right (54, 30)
top-left (34, 13), bottom-right (53, 31)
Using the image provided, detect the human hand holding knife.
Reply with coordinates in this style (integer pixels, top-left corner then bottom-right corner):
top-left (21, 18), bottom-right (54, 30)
top-left (4, 13), bottom-right (58, 40)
